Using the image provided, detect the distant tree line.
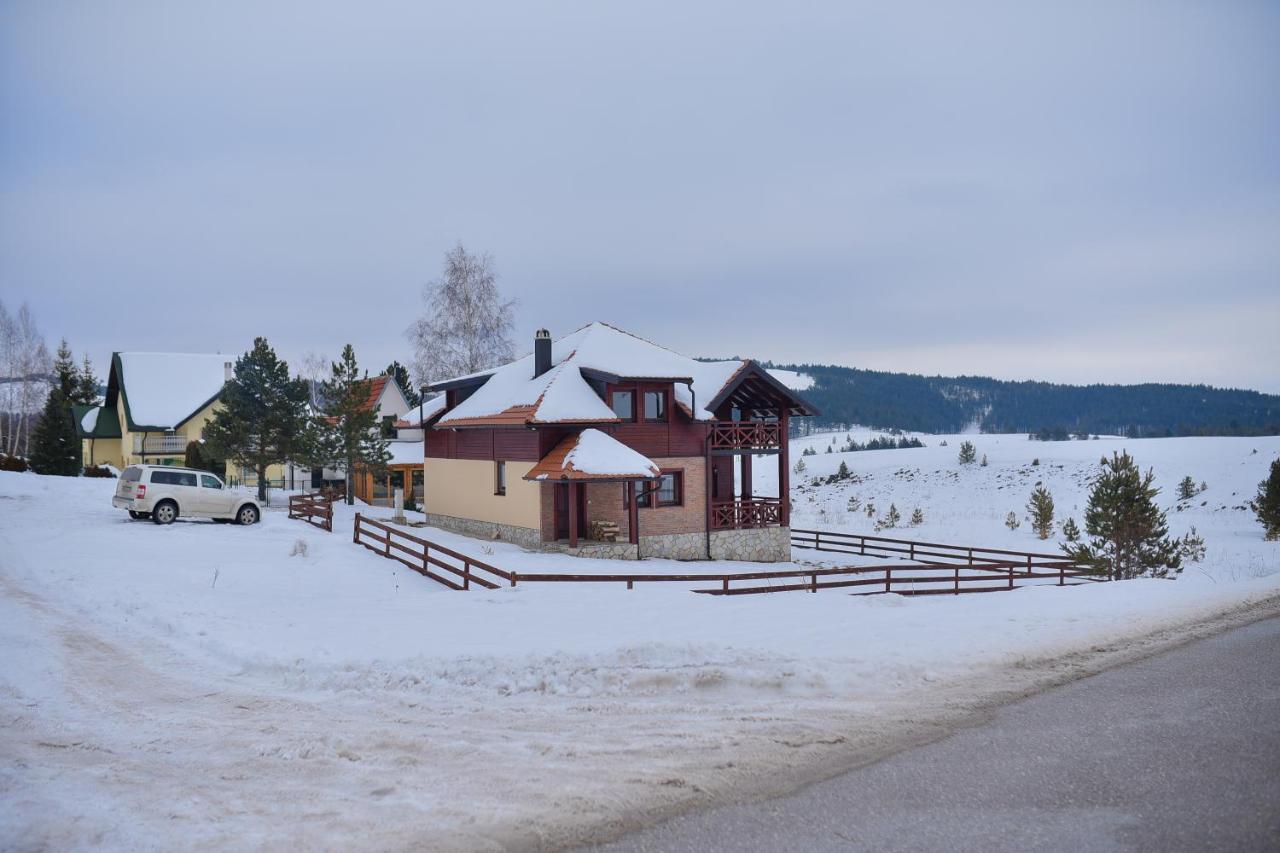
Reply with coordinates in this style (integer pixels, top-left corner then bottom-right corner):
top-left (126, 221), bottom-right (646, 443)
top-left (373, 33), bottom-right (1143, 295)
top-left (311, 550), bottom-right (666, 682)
top-left (764, 362), bottom-right (1280, 437)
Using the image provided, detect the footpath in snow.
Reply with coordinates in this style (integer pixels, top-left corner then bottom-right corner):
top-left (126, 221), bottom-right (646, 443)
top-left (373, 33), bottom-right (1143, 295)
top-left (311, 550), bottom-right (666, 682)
top-left (1, 433), bottom-right (1278, 850)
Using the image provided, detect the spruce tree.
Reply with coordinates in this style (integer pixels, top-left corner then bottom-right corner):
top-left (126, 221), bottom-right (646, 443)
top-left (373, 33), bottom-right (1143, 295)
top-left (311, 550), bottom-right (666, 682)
top-left (320, 344), bottom-right (391, 505)
top-left (203, 338), bottom-right (317, 502)
top-left (29, 340), bottom-right (81, 475)
top-left (1176, 476), bottom-right (1197, 502)
top-left (1027, 485), bottom-right (1055, 539)
top-left (1061, 517), bottom-right (1080, 542)
top-left (1252, 458), bottom-right (1280, 540)
top-left (73, 354), bottom-right (99, 405)
top-left (385, 360), bottom-right (421, 407)
top-left (910, 507), bottom-right (924, 526)
top-left (1066, 451), bottom-right (1182, 579)
top-left (958, 441), bottom-right (977, 464)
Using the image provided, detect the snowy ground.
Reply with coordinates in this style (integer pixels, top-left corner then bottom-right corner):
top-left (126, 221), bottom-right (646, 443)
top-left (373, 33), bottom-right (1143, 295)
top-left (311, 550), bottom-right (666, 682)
top-left (2, 434), bottom-right (1279, 850)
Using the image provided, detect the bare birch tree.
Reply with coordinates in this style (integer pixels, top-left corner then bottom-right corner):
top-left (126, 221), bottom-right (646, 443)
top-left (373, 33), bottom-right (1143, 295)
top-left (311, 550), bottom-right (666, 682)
top-left (0, 301), bottom-right (51, 457)
top-left (407, 243), bottom-right (516, 385)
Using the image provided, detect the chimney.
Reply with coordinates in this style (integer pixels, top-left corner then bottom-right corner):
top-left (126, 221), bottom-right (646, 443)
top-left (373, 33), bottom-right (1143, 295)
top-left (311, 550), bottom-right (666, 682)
top-left (533, 328), bottom-right (552, 378)
top-left (224, 361), bottom-right (234, 382)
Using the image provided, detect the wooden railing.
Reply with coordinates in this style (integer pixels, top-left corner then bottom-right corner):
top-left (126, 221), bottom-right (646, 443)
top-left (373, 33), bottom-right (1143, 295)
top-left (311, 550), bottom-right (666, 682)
top-left (353, 513), bottom-right (513, 590)
top-left (790, 528), bottom-right (1086, 572)
top-left (712, 498), bottom-right (781, 530)
top-left (709, 421), bottom-right (782, 450)
top-left (349, 516), bottom-right (1100, 596)
top-left (287, 492), bottom-right (333, 532)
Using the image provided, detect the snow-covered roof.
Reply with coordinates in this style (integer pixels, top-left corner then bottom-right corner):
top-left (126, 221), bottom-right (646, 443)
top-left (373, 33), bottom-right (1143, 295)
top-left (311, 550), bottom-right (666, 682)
top-left (115, 352), bottom-right (230, 429)
top-left (386, 440), bottom-right (425, 466)
top-left (524, 428), bottom-right (661, 481)
top-left (434, 322), bottom-right (808, 427)
top-left (768, 368), bottom-right (814, 391)
top-left (80, 408), bottom-right (99, 432)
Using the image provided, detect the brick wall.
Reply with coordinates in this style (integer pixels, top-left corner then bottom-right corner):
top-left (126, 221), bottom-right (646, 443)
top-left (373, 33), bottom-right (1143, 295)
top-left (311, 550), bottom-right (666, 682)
top-left (537, 455), bottom-right (708, 543)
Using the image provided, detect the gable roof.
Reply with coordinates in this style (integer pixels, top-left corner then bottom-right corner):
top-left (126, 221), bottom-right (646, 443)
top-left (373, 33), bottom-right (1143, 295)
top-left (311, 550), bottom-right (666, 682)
top-left (110, 352), bottom-right (230, 431)
top-left (524, 429), bottom-right (661, 481)
top-left (72, 403), bottom-right (122, 439)
top-left (430, 322), bottom-right (817, 427)
top-left (359, 376), bottom-right (392, 412)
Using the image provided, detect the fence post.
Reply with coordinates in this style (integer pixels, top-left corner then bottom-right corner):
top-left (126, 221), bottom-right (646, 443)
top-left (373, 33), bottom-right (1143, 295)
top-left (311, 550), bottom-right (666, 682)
top-left (353, 512), bottom-right (361, 544)
top-left (1026, 555), bottom-right (1032, 577)
top-left (909, 542), bottom-right (915, 561)
top-left (954, 564), bottom-right (959, 595)
top-left (422, 544), bottom-right (429, 578)
top-left (1059, 564), bottom-right (1065, 586)
top-left (384, 529), bottom-right (390, 558)
top-left (967, 548), bottom-right (973, 566)
top-left (811, 573), bottom-right (817, 593)
top-left (627, 579), bottom-right (634, 590)
top-left (1008, 563), bottom-right (1014, 590)
top-left (860, 536), bottom-right (866, 556)
top-left (722, 576), bottom-right (729, 594)
top-left (463, 560), bottom-right (470, 590)
top-left (885, 567), bottom-right (891, 593)
top-left (511, 571), bottom-right (518, 588)
top-left (815, 531), bottom-right (821, 551)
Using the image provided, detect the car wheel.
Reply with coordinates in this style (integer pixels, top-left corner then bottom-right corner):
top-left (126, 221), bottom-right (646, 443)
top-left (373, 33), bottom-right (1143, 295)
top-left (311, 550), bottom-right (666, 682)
top-left (236, 504), bottom-right (260, 525)
top-left (129, 510), bottom-right (151, 520)
top-left (152, 500), bottom-right (178, 525)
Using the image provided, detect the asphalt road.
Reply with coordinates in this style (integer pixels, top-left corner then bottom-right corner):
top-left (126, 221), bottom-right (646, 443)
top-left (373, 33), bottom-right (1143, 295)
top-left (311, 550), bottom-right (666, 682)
top-left (588, 617), bottom-right (1280, 853)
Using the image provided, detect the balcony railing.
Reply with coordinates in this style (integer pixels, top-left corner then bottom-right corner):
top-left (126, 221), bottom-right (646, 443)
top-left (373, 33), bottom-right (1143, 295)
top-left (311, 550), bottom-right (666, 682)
top-left (133, 434), bottom-right (189, 455)
top-left (709, 421), bottom-right (782, 450)
top-left (711, 498), bottom-right (782, 530)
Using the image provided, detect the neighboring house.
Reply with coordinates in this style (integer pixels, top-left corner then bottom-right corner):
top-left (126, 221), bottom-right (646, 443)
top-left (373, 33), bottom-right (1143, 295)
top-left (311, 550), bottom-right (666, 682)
top-left (420, 323), bottom-right (818, 561)
top-left (345, 375), bottom-right (424, 506)
top-left (73, 352), bottom-right (234, 472)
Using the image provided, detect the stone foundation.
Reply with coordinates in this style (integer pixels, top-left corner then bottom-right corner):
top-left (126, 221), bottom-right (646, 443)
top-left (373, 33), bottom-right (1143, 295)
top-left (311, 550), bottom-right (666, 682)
top-left (638, 531), bottom-right (708, 561)
top-left (709, 526), bottom-right (792, 562)
top-left (423, 512), bottom-right (542, 549)
top-left (543, 540), bottom-right (641, 560)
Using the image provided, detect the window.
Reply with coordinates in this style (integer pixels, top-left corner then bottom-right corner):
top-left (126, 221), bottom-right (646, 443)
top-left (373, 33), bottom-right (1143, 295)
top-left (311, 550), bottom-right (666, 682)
top-left (122, 467), bottom-right (142, 482)
top-left (655, 471), bottom-right (681, 506)
top-left (200, 475), bottom-right (222, 489)
top-left (151, 470), bottom-right (197, 487)
top-left (643, 390), bottom-right (667, 422)
top-left (610, 390), bottom-right (634, 420)
top-left (495, 460), bottom-right (507, 496)
top-left (628, 471), bottom-right (682, 508)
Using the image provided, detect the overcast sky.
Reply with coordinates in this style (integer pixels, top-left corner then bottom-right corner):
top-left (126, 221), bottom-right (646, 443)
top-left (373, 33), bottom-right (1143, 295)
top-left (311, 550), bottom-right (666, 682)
top-left (3, 1), bottom-right (1277, 392)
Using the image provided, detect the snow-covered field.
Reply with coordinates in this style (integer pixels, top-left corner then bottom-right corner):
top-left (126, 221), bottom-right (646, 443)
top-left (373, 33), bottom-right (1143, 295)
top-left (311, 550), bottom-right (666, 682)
top-left (2, 434), bottom-right (1279, 850)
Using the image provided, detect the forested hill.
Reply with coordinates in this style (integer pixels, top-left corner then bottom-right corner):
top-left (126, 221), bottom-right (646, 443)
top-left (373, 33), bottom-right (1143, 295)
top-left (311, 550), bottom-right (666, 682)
top-left (765, 363), bottom-right (1280, 437)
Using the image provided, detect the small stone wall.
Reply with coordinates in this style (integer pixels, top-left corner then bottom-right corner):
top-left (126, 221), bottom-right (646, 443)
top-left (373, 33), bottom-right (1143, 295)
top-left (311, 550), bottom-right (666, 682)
top-left (638, 531), bottom-right (708, 561)
top-left (423, 512), bottom-right (542, 549)
top-left (543, 540), bottom-right (641, 560)
top-left (709, 526), bottom-right (792, 562)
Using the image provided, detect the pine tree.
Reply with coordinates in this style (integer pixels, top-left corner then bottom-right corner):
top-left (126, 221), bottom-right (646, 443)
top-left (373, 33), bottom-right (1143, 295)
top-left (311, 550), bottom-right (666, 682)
top-left (980, 453), bottom-right (988, 467)
top-left (883, 503), bottom-right (901, 527)
top-left (958, 441), bottom-right (977, 464)
top-left (1066, 451), bottom-right (1182, 579)
top-left (1176, 476), bottom-right (1197, 502)
top-left (319, 344), bottom-right (391, 505)
top-left (910, 507), bottom-right (924, 526)
top-left (1061, 517), bottom-right (1080, 542)
top-left (203, 338), bottom-right (317, 502)
top-left (836, 460), bottom-right (851, 479)
top-left (29, 340), bottom-right (81, 475)
top-left (1027, 485), bottom-right (1055, 539)
top-left (385, 360), bottom-right (421, 407)
top-left (846, 496), bottom-right (861, 513)
top-left (1005, 511), bottom-right (1020, 530)
top-left (793, 457), bottom-right (807, 475)
top-left (1252, 458), bottom-right (1280, 540)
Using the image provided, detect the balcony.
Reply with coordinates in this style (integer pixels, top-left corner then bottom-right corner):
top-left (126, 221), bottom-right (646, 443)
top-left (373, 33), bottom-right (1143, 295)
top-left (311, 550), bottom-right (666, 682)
top-left (133, 434), bottom-right (189, 455)
top-left (711, 497), bottom-right (781, 530)
top-left (709, 421), bottom-right (781, 451)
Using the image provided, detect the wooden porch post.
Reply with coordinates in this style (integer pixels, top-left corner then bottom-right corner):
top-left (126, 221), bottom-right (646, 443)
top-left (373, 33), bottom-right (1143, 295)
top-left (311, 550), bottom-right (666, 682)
top-left (568, 482), bottom-right (579, 548)
top-left (779, 409), bottom-right (790, 526)
top-left (741, 452), bottom-right (753, 500)
top-left (627, 481), bottom-right (639, 545)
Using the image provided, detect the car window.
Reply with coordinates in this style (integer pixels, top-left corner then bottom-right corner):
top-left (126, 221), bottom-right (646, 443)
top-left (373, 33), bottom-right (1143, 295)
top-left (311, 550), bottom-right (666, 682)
top-left (122, 467), bottom-right (142, 482)
top-left (200, 475), bottom-right (222, 489)
top-left (151, 470), bottom-right (198, 487)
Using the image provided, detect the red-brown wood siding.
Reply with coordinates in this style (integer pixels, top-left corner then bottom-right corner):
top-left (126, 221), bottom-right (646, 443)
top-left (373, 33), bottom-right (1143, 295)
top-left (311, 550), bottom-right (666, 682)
top-left (493, 429), bottom-right (539, 461)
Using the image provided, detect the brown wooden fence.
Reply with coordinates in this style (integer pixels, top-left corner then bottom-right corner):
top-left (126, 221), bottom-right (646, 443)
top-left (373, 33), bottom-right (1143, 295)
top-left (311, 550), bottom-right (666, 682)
top-left (287, 493), bottom-right (333, 532)
top-left (350, 515), bottom-right (1100, 595)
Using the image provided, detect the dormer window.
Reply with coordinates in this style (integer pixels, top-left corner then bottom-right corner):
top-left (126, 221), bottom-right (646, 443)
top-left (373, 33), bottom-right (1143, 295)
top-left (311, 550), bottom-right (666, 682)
top-left (610, 389), bottom-right (635, 420)
top-left (643, 390), bottom-right (666, 422)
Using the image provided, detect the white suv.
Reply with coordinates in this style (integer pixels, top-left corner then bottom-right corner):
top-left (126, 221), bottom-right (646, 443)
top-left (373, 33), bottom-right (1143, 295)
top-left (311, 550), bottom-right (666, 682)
top-left (113, 465), bottom-right (261, 525)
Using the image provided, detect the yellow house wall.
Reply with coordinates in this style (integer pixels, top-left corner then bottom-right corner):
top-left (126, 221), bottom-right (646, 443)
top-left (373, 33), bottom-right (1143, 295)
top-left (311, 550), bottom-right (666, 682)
top-left (424, 458), bottom-right (540, 530)
top-left (81, 437), bottom-right (124, 469)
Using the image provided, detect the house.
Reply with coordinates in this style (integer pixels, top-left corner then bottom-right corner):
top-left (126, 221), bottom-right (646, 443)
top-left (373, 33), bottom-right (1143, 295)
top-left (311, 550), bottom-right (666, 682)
top-left (344, 375), bottom-right (427, 506)
top-left (74, 352), bottom-right (235, 471)
top-left (420, 323), bottom-right (818, 561)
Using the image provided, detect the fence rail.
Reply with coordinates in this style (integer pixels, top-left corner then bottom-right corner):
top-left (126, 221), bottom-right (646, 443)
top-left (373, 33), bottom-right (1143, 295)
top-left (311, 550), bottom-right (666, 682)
top-left (349, 516), bottom-right (1100, 596)
top-left (287, 492), bottom-right (334, 532)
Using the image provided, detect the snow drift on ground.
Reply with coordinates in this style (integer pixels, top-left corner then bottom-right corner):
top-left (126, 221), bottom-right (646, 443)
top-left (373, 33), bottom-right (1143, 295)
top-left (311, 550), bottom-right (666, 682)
top-left (2, 433), bottom-right (1278, 849)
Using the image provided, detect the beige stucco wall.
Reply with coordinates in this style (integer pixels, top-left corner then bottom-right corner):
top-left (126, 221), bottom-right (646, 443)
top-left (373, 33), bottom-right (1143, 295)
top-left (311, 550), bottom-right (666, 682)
top-left (425, 457), bottom-right (540, 531)
top-left (81, 437), bottom-right (123, 469)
